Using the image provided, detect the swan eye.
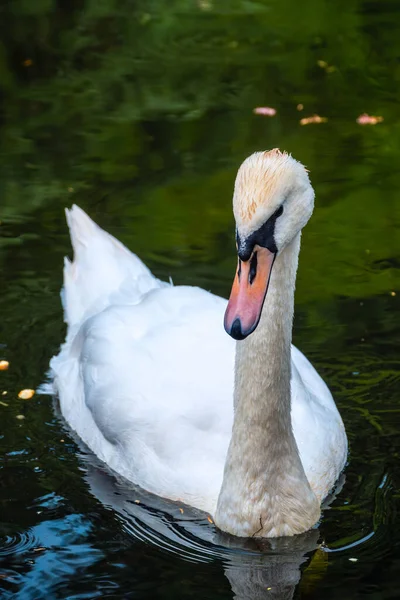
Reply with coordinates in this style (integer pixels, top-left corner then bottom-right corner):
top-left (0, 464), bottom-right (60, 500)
top-left (249, 252), bottom-right (257, 285)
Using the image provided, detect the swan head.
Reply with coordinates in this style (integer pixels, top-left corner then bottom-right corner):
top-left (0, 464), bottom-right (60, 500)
top-left (224, 149), bottom-right (314, 340)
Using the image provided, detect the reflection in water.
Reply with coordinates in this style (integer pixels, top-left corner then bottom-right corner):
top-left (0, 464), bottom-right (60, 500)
top-left (0, 512), bottom-right (102, 600)
top-left (84, 454), bottom-right (320, 600)
top-left (225, 564), bottom-right (302, 600)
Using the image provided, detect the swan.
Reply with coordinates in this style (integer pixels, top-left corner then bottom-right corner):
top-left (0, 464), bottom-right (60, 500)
top-left (48, 149), bottom-right (347, 538)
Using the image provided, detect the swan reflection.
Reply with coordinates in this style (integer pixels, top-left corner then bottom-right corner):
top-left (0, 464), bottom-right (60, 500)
top-left (83, 455), bottom-right (321, 600)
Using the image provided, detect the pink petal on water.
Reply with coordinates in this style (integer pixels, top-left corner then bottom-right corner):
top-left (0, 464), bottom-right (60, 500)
top-left (253, 107), bottom-right (277, 116)
top-left (356, 113), bottom-right (383, 125)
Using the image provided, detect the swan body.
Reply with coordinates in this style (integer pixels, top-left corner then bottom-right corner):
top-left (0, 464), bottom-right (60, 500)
top-left (49, 150), bottom-right (347, 537)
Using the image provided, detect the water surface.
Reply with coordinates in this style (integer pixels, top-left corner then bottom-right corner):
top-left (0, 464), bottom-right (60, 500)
top-left (1, 0), bottom-right (400, 598)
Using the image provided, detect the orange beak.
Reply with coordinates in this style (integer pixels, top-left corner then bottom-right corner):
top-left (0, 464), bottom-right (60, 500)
top-left (224, 246), bottom-right (275, 340)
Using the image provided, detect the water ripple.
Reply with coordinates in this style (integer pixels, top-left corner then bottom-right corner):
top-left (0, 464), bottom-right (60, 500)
top-left (0, 530), bottom-right (39, 558)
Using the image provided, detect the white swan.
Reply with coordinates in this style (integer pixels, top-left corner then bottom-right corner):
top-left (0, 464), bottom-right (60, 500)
top-left (49, 149), bottom-right (347, 538)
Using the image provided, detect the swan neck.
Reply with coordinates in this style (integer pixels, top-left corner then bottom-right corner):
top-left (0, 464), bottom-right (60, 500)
top-left (234, 234), bottom-right (299, 415)
top-left (215, 233), bottom-right (320, 537)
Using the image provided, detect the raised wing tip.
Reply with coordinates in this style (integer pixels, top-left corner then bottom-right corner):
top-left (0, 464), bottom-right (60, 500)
top-left (65, 204), bottom-right (99, 248)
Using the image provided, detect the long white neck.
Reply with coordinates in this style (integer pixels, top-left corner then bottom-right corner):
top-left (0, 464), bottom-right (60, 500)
top-left (215, 233), bottom-right (320, 537)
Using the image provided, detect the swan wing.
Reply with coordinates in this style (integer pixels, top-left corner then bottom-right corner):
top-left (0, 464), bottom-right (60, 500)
top-left (291, 345), bottom-right (348, 501)
top-left (63, 205), bottom-right (164, 330)
top-left (52, 282), bottom-right (235, 515)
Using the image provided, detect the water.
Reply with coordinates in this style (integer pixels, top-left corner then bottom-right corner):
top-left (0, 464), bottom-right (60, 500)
top-left (1, 0), bottom-right (400, 597)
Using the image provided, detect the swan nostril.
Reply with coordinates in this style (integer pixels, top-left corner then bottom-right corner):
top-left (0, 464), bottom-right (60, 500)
top-left (230, 318), bottom-right (247, 341)
top-left (249, 252), bottom-right (258, 285)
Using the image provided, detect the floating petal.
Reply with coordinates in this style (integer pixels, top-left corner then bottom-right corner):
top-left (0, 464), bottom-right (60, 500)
top-left (18, 389), bottom-right (35, 400)
top-left (356, 113), bottom-right (383, 125)
top-left (300, 115), bottom-right (327, 125)
top-left (253, 107), bottom-right (277, 116)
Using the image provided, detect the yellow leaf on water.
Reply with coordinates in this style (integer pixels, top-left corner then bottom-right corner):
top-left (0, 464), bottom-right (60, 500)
top-left (207, 516), bottom-right (214, 524)
top-left (18, 389), bottom-right (35, 400)
top-left (0, 360), bottom-right (9, 371)
top-left (300, 115), bottom-right (327, 126)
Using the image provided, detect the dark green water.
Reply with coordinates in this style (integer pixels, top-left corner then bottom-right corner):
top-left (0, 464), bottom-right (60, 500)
top-left (1, 0), bottom-right (400, 598)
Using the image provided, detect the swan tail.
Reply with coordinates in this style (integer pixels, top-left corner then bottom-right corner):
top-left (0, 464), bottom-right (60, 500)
top-left (63, 205), bottom-right (161, 330)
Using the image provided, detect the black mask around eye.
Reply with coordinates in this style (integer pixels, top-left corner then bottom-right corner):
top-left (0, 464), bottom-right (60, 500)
top-left (236, 205), bottom-right (283, 261)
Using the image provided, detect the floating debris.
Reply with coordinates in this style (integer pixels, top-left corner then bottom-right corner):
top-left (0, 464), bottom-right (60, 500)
top-left (16, 414), bottom-right (25, 420)
top-left (18, 389), bottom-right (35, 400)
top-left (0, 360), bottom-right (9, 371)
top-left (134, 499), bottom-right (140, 504)
top-left (356, 113), bottom-right (383, 125)
top-left (300, 115), bottom-right (327, 126)
top-left (68, 187), bottom-right (74, 193)
top-left (0, 401), bottom-right (9, 407)
top-left (207, 516), bottom-right (214, 524)
top-left (2, 391), bottom-right (8, 395)
top-left (390, 291), bottom-right (396, 296)
top-left (349, 557), bottom-right (358, 563)
top-left (32, 547), bottom-right (46, 553)
top-left (253, 106), bottom-right (277, 117)
top-left (23, 59), bottom-right (33, 67)
top-left (297, 103), bottom-right (304, 111)
top-left (179, 507), bottom-right (184, 514)
top-left (60, 439), bottom-right (65, 443)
